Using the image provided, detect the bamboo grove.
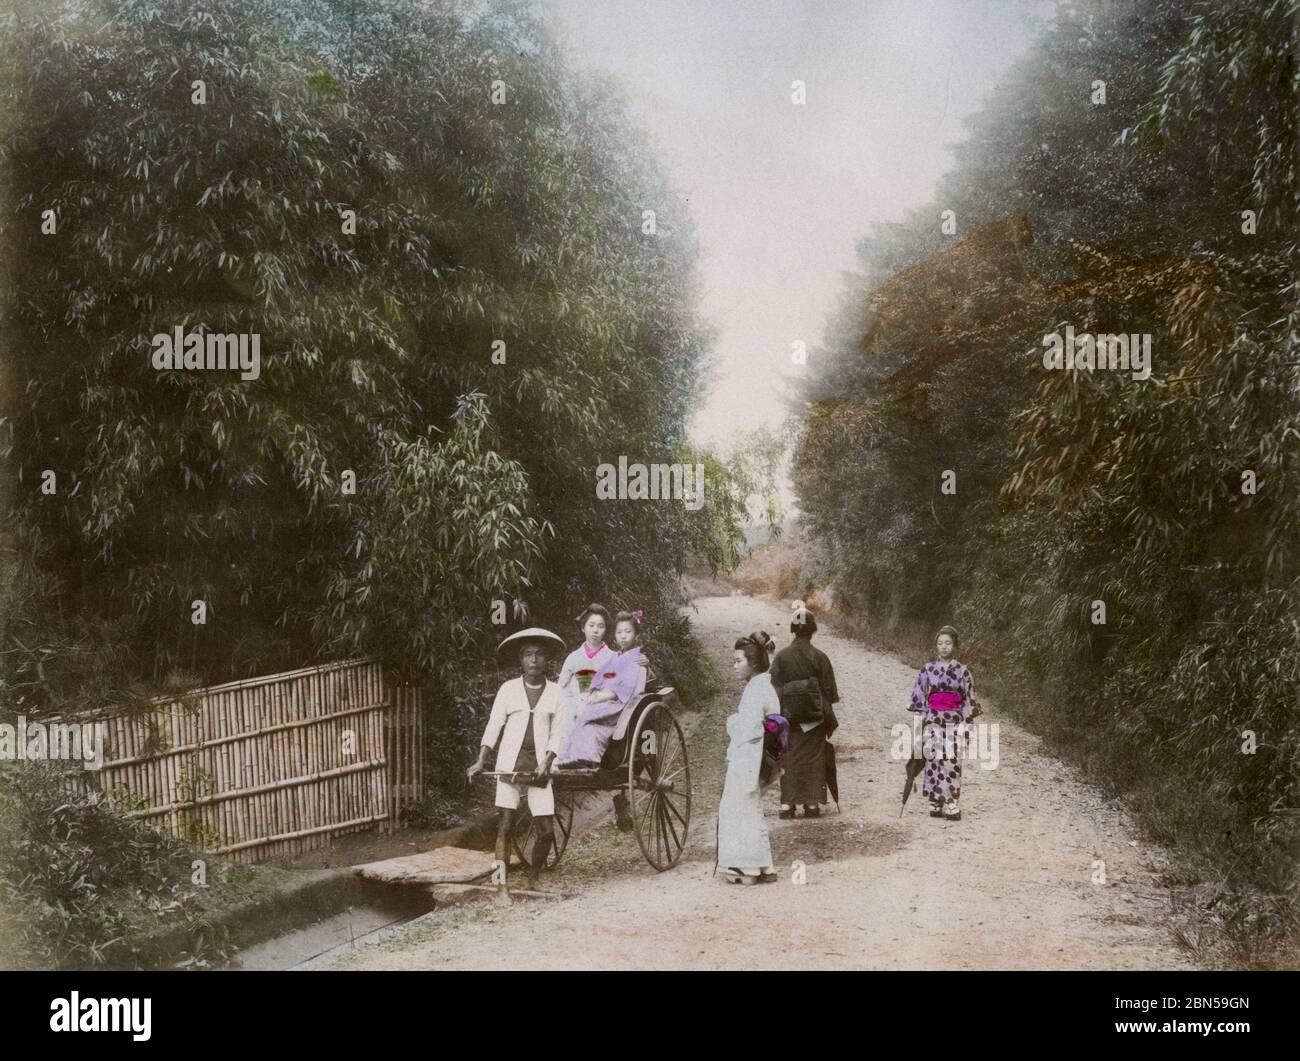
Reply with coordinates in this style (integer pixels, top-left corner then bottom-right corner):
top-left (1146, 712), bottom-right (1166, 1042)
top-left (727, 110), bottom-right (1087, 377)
top-left (0, 0), bottom-right (747, 728)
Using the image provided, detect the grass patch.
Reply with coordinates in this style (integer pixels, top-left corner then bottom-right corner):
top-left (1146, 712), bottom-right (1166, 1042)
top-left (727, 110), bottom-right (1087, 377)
top-left (0, 760), bottom-right (293, 969)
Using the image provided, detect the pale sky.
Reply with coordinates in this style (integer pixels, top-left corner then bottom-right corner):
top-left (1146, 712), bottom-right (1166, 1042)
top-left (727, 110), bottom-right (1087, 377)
top-left (547, 0), bottom-right (1051, 460)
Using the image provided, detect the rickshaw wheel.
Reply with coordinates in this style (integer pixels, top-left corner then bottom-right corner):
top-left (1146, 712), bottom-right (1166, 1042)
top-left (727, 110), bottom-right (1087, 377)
top-left (628, 701), bottom-right (691, 871)
top-left (510, 790), bottom-right (574, 870)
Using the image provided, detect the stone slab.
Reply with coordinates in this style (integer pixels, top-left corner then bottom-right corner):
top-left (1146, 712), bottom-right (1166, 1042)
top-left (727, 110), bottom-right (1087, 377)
top-left (352, 846), bottom-right (501, 884)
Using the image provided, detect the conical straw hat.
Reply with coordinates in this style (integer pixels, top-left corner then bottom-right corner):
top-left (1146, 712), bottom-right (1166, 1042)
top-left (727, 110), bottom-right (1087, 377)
top-left (496, 627), bottom-right (566, 662)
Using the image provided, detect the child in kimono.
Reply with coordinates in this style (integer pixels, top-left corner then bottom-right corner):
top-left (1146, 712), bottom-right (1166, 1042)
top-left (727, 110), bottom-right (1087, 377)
top-left (557, 610), bottom-right (647, 770)
top-left (907, 624), bottom-right (980, 821)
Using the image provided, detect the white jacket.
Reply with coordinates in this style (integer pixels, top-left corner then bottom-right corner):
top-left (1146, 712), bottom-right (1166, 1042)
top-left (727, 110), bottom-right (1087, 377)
top-left (481, 677), bottom-right (565, 772)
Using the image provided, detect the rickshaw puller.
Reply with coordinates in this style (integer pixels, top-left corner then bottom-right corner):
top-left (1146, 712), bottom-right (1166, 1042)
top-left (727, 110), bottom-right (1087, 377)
top-left (467, 628), bottom-right (567, 890)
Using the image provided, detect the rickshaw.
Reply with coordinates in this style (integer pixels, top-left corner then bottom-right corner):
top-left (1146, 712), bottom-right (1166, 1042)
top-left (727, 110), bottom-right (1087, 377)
top-left (479, 642), bottom-right (691, 872)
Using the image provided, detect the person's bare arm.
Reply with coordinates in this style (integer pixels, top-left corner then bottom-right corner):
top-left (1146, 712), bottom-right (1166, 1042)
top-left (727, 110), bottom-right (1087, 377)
top-left (535, 751), bottom-right (556, 781)
top-left (467, 744), bottom-right (492, 782)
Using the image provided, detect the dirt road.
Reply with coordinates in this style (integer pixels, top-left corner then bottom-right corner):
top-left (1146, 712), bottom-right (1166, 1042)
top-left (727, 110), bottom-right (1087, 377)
top-left (333, 594), bottom-right (1192, 970)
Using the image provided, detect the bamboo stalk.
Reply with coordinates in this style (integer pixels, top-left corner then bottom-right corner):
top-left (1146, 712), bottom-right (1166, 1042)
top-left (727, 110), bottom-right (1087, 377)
top-left (382, 690), bottom-right (391, 827)
top-left (289, 677), bottom-right (303, 777)
top-left (262, 702), bottom-right (274, 839)
top-left (299, 686), bottom-right (312, 847)
top-left (403, 687), bottom-right (409, 814)
top-left (225, 695), bottom-right (236, 846)
top-left (417, 685), bottom-right (425, 804)
top-left (235, 755), bottom-right (248, 849)
top-left (241, 689), bottom-right (256, 844)
top-left (399, 684), bottom-right (406, 823)
top-left (389, 689), bottom-right (397, 827)
top-left (109, 712), bottom-right (122, 769)
top-left (403, 687), bottom-right (410, 820)
top-left (388, 688), bottom-right (395, 820)
top-left (397, 691), bottom-right (405, 821)
top-left (213, 725), bottom-right (227, 848)
top-left (94, 698), bottom-right (388, 767)
top-left (274, 682), bottom-right (286, 777)
top-left (214, 810), bottom-right (390, 855)
top-left (270, 683), bottom-right (282, 788)
top-left (280, 697), bottom-right (291, 837)
top-left (390, 686), bottom-right (399, 827)
top-left (162, 746), bottom-right (174, 836)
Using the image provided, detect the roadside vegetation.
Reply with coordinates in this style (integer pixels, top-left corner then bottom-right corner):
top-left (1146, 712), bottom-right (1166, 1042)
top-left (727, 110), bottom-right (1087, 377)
top-left (785, 0), bottom-right (1299, 964)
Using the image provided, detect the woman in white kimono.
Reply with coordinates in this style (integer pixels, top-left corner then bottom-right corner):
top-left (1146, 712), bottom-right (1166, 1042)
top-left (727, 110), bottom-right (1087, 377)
top-left (717, 630), bottom-right (780, 885)
top-left (556, 604), bottom-right (614, 749)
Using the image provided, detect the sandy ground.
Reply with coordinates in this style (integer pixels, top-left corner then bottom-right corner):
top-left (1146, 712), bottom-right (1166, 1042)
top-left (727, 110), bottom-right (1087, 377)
top-left (331, 594), bottom-right (1192, 970)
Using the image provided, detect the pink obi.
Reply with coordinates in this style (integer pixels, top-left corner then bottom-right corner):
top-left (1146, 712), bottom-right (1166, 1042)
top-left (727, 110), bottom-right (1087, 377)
top-left (928, 691), bottom-right (962, 712)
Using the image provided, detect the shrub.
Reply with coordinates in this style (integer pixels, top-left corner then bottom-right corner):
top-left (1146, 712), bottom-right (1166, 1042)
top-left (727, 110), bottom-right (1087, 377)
top-left (0, 760), bottom-right (226, 968)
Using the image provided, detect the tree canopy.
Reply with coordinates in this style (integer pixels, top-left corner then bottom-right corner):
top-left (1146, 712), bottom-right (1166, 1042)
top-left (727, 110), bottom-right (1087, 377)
top-left (0, 0), bottom-right (743, 712)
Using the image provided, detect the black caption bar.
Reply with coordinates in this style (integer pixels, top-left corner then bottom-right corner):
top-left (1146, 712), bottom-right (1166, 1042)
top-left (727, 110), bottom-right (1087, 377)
top-left (3, 969), bottom-right (1296, 1048)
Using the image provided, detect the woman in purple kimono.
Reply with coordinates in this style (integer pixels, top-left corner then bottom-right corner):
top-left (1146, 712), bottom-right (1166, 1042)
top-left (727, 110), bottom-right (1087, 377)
top-left (557, 611), bottom-right (647, 771)
top-left (907, 625), bottom-right (980, 821)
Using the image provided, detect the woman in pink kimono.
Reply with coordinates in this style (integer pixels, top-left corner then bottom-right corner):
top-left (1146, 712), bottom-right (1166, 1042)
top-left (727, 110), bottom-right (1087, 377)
top-left (907, 624), bottom-right (980, 822)
top-left (556, 604), bottom-right (614, 749)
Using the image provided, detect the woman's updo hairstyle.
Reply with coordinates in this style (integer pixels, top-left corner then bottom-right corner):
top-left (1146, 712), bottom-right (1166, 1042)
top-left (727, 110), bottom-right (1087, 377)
top-left (576, 603), bottom-right (611, 629)
top-left (936, 624), bottom-right (960, 649)
top-left (613, 610), bottom-right (640, 635)
top-left (733, 630), bottom-right (776, 673)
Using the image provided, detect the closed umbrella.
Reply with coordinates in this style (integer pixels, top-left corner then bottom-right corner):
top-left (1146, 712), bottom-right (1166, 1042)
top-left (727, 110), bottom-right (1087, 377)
top-left (899, 755), bottom-right (925, 815)
top-left (823, 740), bottom-right (840, 809)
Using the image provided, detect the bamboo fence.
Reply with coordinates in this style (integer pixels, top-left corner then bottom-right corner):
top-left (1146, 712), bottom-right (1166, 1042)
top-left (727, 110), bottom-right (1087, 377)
top-left (48, 659), bottom-right (424, 864)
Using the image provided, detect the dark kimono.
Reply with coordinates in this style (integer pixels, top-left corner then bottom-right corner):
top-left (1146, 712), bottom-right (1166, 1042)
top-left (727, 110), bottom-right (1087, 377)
top-left (769, 638), bottom-right (840, 806)
top-left (907, 658), bottom-right (977, 804)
